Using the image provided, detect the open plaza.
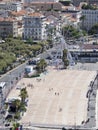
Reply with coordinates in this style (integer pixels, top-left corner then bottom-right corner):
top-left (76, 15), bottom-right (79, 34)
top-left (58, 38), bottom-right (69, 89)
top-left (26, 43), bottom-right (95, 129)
top-left (6, 66), bottom-right (97, 128)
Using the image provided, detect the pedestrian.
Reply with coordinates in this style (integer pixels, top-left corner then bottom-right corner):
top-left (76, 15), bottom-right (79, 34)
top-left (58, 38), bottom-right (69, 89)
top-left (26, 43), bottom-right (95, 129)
top-left (31, 84), bottom-right (34, 88)
top-left (85, 118), bottom-right (89, 123)
top-left (59, 108), bottom-right (62, 112)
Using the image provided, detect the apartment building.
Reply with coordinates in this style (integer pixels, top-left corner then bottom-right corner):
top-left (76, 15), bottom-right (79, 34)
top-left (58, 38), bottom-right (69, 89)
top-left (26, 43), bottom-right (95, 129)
top-left (0, 17), bottom-right (18, 38)
top-left (72, 0), bottom-right (98, 6)
top-left (23, 12), bottom-right (47, 40)
top-left (0, 2), bottom-right (22, 12)
top-left (61, 5), bottom-right (81, 29)
top-left (81, 9), bottom-right (98, 30)
top-left (24, 2), bottom-right (62, 11)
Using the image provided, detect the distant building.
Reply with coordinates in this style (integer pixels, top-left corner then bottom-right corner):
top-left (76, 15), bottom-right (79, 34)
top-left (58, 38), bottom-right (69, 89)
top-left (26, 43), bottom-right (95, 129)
top-left (23, 12), bottom-right (47, 40)
top-left (0, 2), bottom-right (22, 12)
top-left (62, 5), bottom-right (81, 27)
top-left (70, 44), bottom-right (98, 62)
top-left (0, 10), bottom-right (9, 17)
top-left (24, 2), bottom-right (62, 11)
top-left (81, 9), bottom-right (98, 30)
top-left (0, 17), bottom-right (18, 38)
top-left (22, 0), bottom-right (59, 4)
top-left (72, 0), bottom-right (98, 6)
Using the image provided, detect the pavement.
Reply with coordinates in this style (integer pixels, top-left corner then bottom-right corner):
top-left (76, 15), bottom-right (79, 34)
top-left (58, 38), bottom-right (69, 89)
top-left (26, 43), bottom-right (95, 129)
top-left (69, 62), bottom-right (98, 71)
top-left (6, 66), bottom-right (96, 128)
top-left (69, 62), bottom-right (98, 129)
top-left (96, 90), bottom-right (98, 129)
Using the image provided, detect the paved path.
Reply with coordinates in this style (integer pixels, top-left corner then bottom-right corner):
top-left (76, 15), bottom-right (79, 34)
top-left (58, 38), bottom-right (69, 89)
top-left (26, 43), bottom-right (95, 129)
top-left (96, 90), bottom-right (98, 129)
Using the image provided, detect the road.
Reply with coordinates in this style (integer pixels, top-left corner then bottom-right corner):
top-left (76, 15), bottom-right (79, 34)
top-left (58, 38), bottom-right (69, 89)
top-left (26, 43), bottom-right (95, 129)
top-left (58, 34), bottom-right (75, 66)
top-left (0, 62), bottom-right (27, 125)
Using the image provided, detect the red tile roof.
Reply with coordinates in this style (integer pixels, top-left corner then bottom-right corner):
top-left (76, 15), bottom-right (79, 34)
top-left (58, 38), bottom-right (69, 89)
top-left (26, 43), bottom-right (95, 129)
top-left (82, 44), bottom-right (98, 50)
top-left (0, 17), bottom-right (16, 21)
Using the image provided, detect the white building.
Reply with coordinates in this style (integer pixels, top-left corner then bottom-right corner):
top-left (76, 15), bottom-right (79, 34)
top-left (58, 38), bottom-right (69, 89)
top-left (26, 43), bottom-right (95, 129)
top-left (0, 2), bottom-right (22, 12)
top-left (81, 9), bottom-right (98, 30)
top-left (72, 0), bottom-right (98, 6)
top-left (23, 12), bottom-right (47, 41)
top-left (62, 9), bottom-right (81, 29)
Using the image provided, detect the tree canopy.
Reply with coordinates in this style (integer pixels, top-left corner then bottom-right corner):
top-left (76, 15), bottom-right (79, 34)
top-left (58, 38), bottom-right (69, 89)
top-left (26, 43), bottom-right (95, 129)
top-left (88, 23), bottom-right (98, 35)
top-left (62, 49), bottom-right (69, 69)
top-left (62, 25), bottom-right (85, 39)
top-left (0, 38), bottom-right (50, 73)
top-left (82, 4), bottom-right (98, 10)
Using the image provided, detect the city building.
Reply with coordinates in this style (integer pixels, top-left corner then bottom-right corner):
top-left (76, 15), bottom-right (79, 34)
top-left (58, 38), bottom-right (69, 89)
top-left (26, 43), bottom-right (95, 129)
top-left (72, 0), bottom-right (98, 6)
top-left (0, 2), bottom-right (22, 12)
top-left (0, 17), bottom-right (18, 38)
top-left (62, 5), bottom-right (81, 28)
top-left (44, 10), bottom-right (62, 33)
top-left (24, 2), bottom-right (62, 11)
top-left (23, 12), bottom-right (47, 41)
top-left (69, 44), bottom-right (98, 62)
top-left (0, 10), bottom-right (9, 18)
top-left (81, 9), bottom-right (98, 30)
top-left (9, 10), bottom-right (28, 37)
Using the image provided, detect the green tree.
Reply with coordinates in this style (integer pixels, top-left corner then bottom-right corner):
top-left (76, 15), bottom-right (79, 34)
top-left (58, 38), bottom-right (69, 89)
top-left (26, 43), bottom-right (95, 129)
top-left (14, 112), bottom-right (20, 120)
top-left (11, 99), bottom-right (21, 112)
top-left (20, 102), bottom-right (27, 112)
top-left (27, 38), bottom-right (33, 45)
top-left (19, 87), bottom-right (28, 103)
top-left (88, 23), bottom-right (98, 35)
top-left (80, 15), bottom-right (86, 29)
top-left (62, 25), bottom-right (82, 39)
top-left (62, 49), bottom-right (69, 69)
top-left (63, 59), bottom-right (69, 69)
top-left (36, 59), bottom-right (47, 73)
top-left (12, 122), bottom-right (20, 130)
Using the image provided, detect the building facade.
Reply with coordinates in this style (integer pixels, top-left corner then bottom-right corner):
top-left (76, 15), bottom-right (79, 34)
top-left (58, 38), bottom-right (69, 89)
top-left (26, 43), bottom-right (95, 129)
top-left (81, 9), bottom-right (98, 30)
top-left (72, 0), bottom-right (98, 6)
top-left (0, 2), bottom-right (22, 12)
top-left (0, 18), bottom-right (18, 38)
top-left (23, 12), bottom-right (47, 40)
top-left (23, 2), bottom-right (62, 11)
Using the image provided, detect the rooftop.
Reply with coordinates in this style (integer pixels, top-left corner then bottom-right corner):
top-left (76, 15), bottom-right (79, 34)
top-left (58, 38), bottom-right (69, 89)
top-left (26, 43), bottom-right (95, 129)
top-left (0, 17), bottom-right (16, 22)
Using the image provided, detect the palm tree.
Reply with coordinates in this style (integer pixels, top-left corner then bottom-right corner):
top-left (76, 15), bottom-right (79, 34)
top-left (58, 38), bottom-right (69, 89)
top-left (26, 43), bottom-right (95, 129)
top-left (63, 59), bottom-right (69, 69)
top-left (12, 122), bottom-right (20, 130)
top-left (36, 59), bottom-right (47, 73)
top-left (62, 49), bottom-right (69, 69)
top-left (11, 99), bottom-right (21, 113)
top-left (80, 15), bottom-right (86, 29)
top-left (19, 87), bottom-right (28, 103)
top-left (20, 102), bottom-right (27, 113)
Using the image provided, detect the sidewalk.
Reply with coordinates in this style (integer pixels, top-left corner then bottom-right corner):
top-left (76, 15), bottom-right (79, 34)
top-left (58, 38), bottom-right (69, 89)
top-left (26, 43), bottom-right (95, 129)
top-left (96, 90), bottom-right (98, 129)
